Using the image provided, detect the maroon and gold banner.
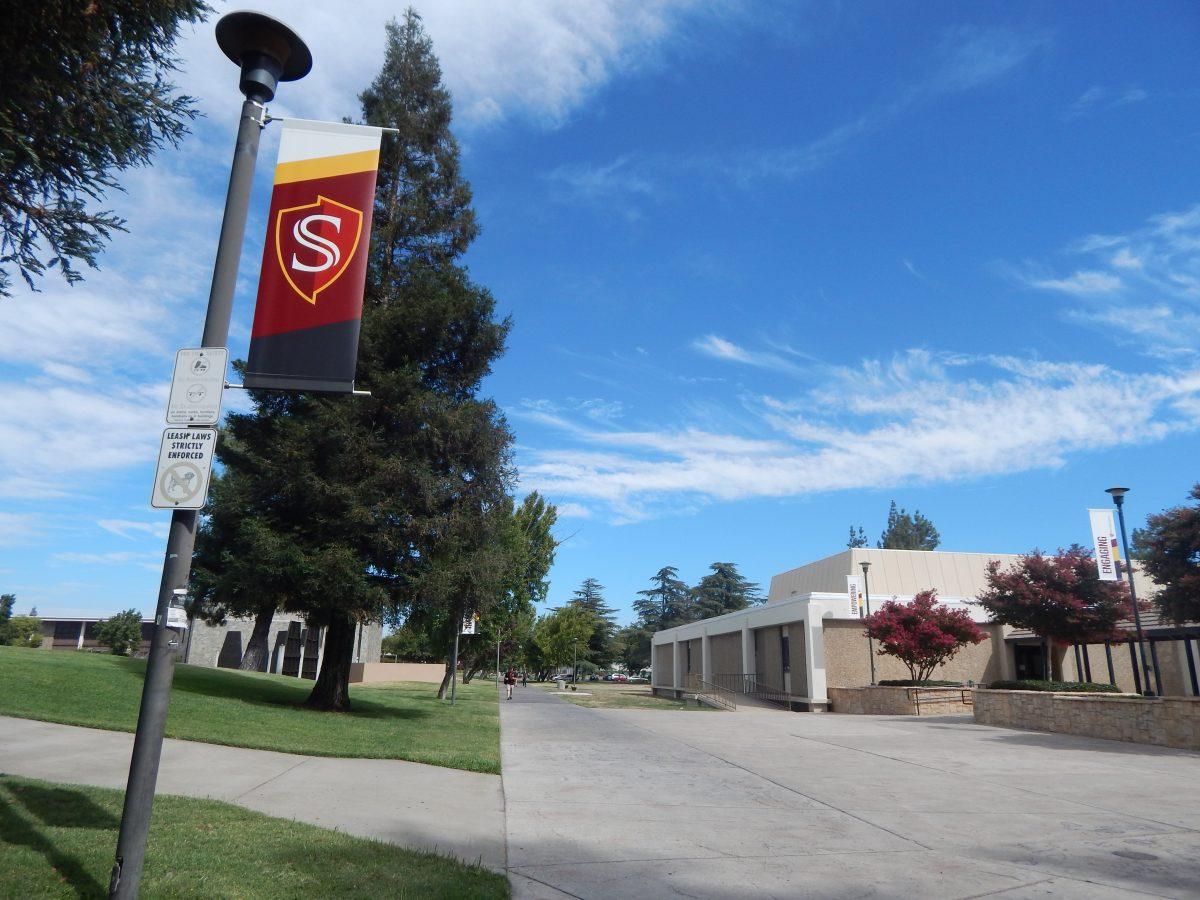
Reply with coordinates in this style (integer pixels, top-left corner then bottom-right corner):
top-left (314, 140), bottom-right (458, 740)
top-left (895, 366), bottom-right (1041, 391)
top-left (244, 119), bottom-right (382, 393)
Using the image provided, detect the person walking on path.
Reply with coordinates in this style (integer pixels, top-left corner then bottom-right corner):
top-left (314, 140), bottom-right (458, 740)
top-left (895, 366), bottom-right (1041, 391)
top-left (504, 666), bottom-right (517, 700)
top-left (521, 671), bottom-right (527, 687)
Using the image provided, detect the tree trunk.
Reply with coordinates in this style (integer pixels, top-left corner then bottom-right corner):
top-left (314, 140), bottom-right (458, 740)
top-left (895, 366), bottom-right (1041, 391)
top-left (304, 614), bottom-right (356, 712)
top-left (436, 661), bottom-right (453, 699)
top-left (239, 604), bottom-right (276, 672)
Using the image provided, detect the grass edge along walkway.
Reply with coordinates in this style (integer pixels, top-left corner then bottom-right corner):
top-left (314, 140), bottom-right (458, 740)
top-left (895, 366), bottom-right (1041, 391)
top-left (0, 647), bottom-right (499, 774)
top-left (0, 775), bottom-right (508, 899)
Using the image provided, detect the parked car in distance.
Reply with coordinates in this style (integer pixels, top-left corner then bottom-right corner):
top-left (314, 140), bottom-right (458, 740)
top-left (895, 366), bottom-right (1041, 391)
top-left (612, 673), bottom-right (628, 682)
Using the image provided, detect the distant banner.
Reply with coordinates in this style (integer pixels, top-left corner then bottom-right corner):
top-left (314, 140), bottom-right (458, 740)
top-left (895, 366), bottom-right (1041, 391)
top-left (244, 119), bottom-right (382, 393)
top-left (1088, 508), bottom-right (1121, 581)
top-left (847, 575), bottom-right (863, 618)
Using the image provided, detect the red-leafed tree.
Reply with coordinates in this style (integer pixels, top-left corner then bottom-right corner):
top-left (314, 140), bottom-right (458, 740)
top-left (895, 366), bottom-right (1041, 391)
top-left (977, 545), bottom-right (1136, 654)
top-left (863, 589), bottom-right (987, 684)
top-left (1133, 483), bottom-right (1200, 625)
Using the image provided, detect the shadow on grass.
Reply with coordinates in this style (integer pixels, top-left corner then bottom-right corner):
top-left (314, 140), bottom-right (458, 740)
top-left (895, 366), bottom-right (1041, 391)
top-left (166, 664), bottom-right (433, 722)
top-left (0, 781), bottom-right (109, 896)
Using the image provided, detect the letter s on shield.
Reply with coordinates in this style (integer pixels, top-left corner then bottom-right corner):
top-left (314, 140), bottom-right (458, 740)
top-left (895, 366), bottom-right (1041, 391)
top-left (274, 195), bottom-right (364, 305)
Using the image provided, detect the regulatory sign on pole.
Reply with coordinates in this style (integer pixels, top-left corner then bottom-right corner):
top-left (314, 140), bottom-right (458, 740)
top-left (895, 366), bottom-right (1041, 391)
top-left (150, 428), bottom-right (217, 509)
top-left (166, 348), bottom-right (228, 425)
top-left (461, 615), bottom-right (477, 635)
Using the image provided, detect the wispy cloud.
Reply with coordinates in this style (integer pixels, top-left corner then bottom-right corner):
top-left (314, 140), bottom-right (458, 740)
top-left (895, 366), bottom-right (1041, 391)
top-left (692, 335), bottom-right (808, 375)
top-left (1017, 203), bottom-right (1200, 354)
top-left (517, 350), bottom-right (1200, 523)
top-left (1065, 85), bottom-right (1149, 119)
top-left (552, 25), bottom-right (1047, 204)
top-left (97, 519), bottom-right (170, 541)
top-left (0, 512), bottom-right (43, 547)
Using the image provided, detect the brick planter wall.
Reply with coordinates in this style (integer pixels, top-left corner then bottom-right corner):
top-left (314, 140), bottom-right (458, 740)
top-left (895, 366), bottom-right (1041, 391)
top-left (974, 690), bottom-right (1200, 751)
top-left (829, 685), bottom-right (971, 716)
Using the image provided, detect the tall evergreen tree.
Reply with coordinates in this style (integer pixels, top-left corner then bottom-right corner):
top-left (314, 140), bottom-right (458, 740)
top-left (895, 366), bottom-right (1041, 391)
top-left (194, 10), bottom-right (512, 711)
top-left (691, 562), bottom-right (763, 619)
top-left (633, 566), bottom-right (691, 630)
top-left (1, 1), bottom-right (208, 296)
top-left (878, 500), bottom-right (940, 550)
top-left (567, 578), bottom-right (617, 667)
top-left (847, 525), bottom-right (868, 548)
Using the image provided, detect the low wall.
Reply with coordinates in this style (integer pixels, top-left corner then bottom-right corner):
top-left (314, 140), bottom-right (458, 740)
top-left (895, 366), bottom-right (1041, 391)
top-left (350, 662), bottom-right (445, 684)
top-left (974, 690), bottom-right (1200, 751)
top-left (829, 686), bottom-right (972, 716)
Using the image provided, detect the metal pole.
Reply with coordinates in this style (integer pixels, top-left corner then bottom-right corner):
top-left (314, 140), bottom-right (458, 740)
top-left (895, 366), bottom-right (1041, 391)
top-left (450, 629), bottom-right (460, 706)
top-left (496, 639), bottom-right (500, 684)
top-left (108, 96), bottom-right (266, 900)
top-left (573, 638), bottom-right (578, 684)
top-left (861, 564), bottom-right (876, 685)
top-left (1112, 494), bottom-right (1155, 696)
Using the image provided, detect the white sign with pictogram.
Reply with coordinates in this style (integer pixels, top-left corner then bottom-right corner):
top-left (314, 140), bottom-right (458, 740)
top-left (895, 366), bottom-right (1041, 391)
top-left (166, 348), bottom-right (228, 425)
top-left (151, 428), bottom-right (217, 510)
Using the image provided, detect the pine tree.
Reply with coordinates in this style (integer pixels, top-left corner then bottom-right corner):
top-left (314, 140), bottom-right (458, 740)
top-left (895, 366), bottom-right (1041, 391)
top-left (878, 501), bottom-right (940, 550)
top-left (1, 1), bottom-right (207, 296)
top-left (633, 566), bottom-right (692, 630)
top-left (194, 11), bottom-right (512, 711)
top-left (847, 526), bottom-right (868, 548)
top-left (567, 578), bottom-right (617, 667)
top-left (691, 562), bottom-right (763, 619)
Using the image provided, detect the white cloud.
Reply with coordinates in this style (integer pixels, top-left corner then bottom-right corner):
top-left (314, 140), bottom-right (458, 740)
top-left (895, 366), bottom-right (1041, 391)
top-left (52, 551), bottom-right (159, 566)
top-left (1020, 203), bottom-right (1200, 354)
top-left (0, 512), bottom-right (43, 547)
top-left (518, 350), bottom-right (1200, 522)
top-left (98, 519), bottom-right (170, 541)
top-left (692, 335), bottom-right (805, 375)
top-left (1066, 85), bottom-right (1149, 119)
top-left (179, 1), bottom-right (722, 129)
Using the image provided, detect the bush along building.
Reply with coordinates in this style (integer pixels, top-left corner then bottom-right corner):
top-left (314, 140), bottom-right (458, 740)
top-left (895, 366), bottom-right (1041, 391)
top-left (651, 549), bottom-right (1199, 709)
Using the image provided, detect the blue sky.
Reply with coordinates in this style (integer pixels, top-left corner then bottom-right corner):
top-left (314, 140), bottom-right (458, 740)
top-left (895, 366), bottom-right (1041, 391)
top-left (2, 1), bottom-right (1198, 623)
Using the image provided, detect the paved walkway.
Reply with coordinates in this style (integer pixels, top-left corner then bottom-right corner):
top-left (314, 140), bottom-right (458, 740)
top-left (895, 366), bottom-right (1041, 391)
top-left (0, 715), bottom-right (506, 870)
top-left (500, 687), bottom-right (1200, 899)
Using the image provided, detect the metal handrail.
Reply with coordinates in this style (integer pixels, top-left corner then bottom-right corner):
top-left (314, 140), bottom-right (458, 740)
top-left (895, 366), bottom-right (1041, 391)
top-left (909, 687), bottom-right (973, 715)
top-left (683, 674), bottom-right (737, 710)
top-left (709, 672), bottom-right (794, 708)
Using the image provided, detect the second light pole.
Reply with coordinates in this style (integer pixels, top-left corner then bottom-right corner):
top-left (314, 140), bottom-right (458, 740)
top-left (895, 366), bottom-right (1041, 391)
top-left (1106, 487), bottom-right (1156, 696)
top-left (861, 560), bottom-right (876, 685)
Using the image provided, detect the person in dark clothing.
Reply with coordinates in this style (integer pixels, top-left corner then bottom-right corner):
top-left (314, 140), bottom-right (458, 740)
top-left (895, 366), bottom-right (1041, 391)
top-left (504, 666), bottom-right (517, 700)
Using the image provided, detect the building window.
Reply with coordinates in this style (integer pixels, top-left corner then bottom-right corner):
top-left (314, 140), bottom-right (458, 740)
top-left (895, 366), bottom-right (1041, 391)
top-left (781, 634), bottom-right (790, 673)
top-left (686, 642), bottom-right (692, 673)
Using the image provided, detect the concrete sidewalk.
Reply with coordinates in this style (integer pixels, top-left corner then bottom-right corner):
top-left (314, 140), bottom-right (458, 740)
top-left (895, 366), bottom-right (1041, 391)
top-left (500, 687), bottom-right (1200, 899)
top-left (0, 715), bottom-right (505, 870)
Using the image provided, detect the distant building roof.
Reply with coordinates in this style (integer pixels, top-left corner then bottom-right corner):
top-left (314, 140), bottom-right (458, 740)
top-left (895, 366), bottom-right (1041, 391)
top-left (768, 548), bottom-right (1158, 603)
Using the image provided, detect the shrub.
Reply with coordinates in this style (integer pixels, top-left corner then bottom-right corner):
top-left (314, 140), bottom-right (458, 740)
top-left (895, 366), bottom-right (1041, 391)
top-left (877, 679), bottom-right (962, 687)
top-left (95, 609), bottom-right (144, 656)
top-left (863, 589), bottom-right (987, 684)
top-left (986, 680), bottom-right (1120, 693)
top-left (0, 616), bottom-right (42, 648)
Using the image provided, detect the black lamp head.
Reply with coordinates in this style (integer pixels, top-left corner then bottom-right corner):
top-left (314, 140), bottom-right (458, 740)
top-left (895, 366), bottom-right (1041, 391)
top-left (860, 561), bottom-right (871, 573)
top-left (216, 11), bottom-right (312, 102)
top-left (1106, 486), bottom-right (1130, 506)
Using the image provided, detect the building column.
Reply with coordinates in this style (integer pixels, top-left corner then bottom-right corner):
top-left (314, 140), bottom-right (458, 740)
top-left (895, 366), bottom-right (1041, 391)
top-left (701, 631), bottom-right (711, 683)
top-left (741, 623), bottom-right (754, 677)
top-left (77, 621), bottom-right (86, 649)
top-left (672, 638), bottom-right (682, 694)
top-left (804, 614), bottom-right (828, 707)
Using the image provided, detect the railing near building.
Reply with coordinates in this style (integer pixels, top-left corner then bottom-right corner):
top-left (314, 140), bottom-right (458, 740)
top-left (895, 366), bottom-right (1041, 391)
top-left (683, 673), bottom-right (737, 710)
top-left (708, 673), bottom-right (794, 709)
top-left (910, 687), bottom-right (973, 715)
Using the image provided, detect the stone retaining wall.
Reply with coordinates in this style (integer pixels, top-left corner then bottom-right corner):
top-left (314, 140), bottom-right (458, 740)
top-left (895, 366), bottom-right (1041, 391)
top-left (829, 685), bottom-right (971, 716)
top-left (974, 690), bottom-right (1200, 751)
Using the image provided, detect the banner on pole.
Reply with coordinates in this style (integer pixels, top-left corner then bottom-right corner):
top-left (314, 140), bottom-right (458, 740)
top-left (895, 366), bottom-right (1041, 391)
top-left (1088, 508), bottom-right (1121, 581)
top-left (244, 119), bottom-right (382, 393)
top-left (847, 575), bottom-right (863, 618)
top-left (461, 615), bottom-right (478, 636)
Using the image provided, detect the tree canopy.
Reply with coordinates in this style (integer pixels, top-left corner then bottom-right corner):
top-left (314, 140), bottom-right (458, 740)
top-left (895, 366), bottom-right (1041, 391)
top-left (863, 589), bottom-right (986, 684)
top-left (633, 566), bottom-right (691, 631)
top-left (96, 609), bottom-right (143, 656)
top-left (878, 501), bottom-right (940, 550)
top-left (1, 0), bottom-right (208, 296)
top-left (691, 562), bottom-right (762, 619)
top-left (976, 546), bottom-right (1136, 645)
top-left (1133, 483), bottom-right (1200, 625)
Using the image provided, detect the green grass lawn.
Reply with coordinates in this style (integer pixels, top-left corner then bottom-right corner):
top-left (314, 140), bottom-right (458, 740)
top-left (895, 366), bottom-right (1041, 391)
top-left (0, 775), bottom-right (508, 899)
top-left (0, 647), bottom-right (499, 773)
top-left (537, 680), bottom-right (707, 711)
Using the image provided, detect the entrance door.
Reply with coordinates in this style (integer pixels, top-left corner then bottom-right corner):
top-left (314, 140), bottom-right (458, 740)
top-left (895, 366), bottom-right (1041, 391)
top-left (1014, 644), bottom-right (1044, 680)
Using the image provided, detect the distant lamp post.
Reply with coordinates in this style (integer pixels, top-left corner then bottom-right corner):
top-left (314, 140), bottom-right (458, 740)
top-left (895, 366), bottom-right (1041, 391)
top-left (1106, 487), bottom-right (1155, 696)
top-left (572, 637), bottom-right (579, 685)
top-left (861, 561), bottom-right (877, 685)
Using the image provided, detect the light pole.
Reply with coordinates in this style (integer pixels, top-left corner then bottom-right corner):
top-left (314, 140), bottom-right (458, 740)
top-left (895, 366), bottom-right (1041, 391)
top-left (573, 637), bottom-right (579, 685)
top-left (861, 561), bottom-right (876, 685)
top-left (107, 14), bottom-right (310, 899)
top-left (1107, 487), bottom-right (1156, 697)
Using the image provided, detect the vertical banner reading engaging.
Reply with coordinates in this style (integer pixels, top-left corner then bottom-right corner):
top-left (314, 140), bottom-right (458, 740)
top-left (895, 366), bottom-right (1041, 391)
top-left (1088, 508), bottom-right (1121, 581)
top-left (847, 575), bottom-right (863, 618)
top-left (244, 119), bottom-right (382, 393)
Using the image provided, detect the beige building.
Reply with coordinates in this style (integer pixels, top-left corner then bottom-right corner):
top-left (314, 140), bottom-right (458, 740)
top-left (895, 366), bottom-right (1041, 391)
top-left (184, 612), bottom-right (382, 678)
top-left (651, 549), bottom-right (1199, 708)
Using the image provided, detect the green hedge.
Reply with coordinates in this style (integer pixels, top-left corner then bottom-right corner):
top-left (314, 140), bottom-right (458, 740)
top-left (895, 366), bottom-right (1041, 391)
top-left (877, 679), bottom-right (962, 687)
top-left (985, 680), bottom-right (1120, 693)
